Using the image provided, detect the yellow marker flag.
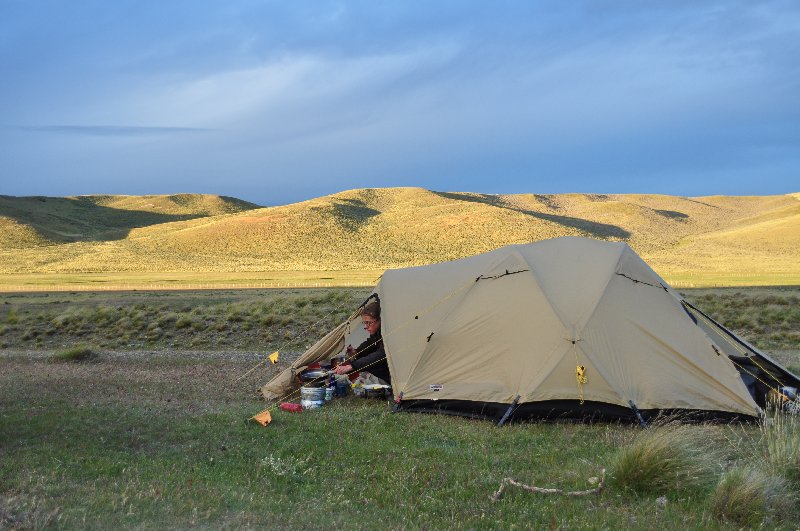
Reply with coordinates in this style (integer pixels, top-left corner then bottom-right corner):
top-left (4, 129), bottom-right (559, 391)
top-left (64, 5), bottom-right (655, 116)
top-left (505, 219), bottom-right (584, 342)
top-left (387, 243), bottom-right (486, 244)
top-left (252, 410), bottom-right (272, 426)
top-left (576, 365), bottom-right (587, 384)
top-left (268, 351), bottom-right (280, 364)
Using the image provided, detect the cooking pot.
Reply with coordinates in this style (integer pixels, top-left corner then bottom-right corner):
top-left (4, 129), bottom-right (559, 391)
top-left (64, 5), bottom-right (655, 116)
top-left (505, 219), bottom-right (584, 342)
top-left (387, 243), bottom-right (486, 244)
top-left (300, 387), bottom-right (326, 409)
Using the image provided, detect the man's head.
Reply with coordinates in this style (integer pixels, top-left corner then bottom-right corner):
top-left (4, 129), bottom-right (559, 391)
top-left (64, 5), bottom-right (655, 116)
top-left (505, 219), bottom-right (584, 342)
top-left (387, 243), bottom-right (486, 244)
top-left (361, 301), bottom-right (381, 335)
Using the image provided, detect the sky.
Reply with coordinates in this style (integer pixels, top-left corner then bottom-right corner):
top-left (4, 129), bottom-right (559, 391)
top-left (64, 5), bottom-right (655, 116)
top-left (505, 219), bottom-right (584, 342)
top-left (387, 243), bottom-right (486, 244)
top-left (1, 1), bottom-right (799, 206)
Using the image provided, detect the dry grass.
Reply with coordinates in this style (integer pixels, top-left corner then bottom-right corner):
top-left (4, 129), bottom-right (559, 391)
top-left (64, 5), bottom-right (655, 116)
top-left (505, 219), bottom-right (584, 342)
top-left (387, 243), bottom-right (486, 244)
top-left (709, 466), bottom-right (794, 527)
top-left (609, 420), bottom-right (724, 494)
top-left (760, 405), bottom-right (800, 486)
top-left (1, 189), bottom-right (799, 286)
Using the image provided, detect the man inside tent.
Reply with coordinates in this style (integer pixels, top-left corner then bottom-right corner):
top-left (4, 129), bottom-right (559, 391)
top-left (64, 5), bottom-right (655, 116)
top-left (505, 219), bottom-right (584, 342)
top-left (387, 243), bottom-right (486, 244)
top-left (333, 301), bottom-right (391, 385)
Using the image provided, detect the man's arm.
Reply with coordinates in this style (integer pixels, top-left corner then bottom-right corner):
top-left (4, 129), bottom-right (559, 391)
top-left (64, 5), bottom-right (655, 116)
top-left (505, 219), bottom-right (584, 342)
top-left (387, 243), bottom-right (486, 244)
top-left (350, 342), bottom-right (385, 372)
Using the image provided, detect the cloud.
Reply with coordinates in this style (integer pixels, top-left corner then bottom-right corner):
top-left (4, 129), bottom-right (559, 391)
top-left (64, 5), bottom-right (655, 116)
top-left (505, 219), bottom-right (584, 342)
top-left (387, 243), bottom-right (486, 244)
top-left (83, 38), bottom-right (464, 138)
top-left (15, 125), bottom-right (215, 137)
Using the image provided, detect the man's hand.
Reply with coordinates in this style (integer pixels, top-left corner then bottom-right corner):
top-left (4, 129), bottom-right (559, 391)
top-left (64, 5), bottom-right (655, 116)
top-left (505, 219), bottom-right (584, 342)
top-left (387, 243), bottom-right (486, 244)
top-left (334, 364), bottom-right (353, 375)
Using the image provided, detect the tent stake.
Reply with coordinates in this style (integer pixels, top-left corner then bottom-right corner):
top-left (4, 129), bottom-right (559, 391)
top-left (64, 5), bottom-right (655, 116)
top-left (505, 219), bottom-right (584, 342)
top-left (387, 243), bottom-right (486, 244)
top-left (628, 400), bottom-right (647, 427)
top-left (497, 395), bottom-right (520, 426)
top-left (392, 392), bottom-right (404, 413)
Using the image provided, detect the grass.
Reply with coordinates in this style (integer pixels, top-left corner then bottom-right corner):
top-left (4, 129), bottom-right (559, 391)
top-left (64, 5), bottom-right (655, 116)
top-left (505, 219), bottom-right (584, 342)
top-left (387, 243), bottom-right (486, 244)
top-left (2, 356), bottom-right (799, 528)
top-left (1, 287), bottom-right (800, 527)
top-left (0, 357), bottom-right (747, 528)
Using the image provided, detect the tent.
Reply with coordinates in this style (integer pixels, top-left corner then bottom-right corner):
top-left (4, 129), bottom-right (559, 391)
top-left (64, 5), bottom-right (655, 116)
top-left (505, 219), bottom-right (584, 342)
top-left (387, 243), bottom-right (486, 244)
top-left (261, 237), bottom-right (800, 423)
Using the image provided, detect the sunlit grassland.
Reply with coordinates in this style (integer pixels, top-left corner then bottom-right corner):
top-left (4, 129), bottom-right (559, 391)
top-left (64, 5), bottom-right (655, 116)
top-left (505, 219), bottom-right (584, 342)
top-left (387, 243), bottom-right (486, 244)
top-left (3, 190), bottom-right (799, 287)
top-left (664, 272), bottom-right (800, 288)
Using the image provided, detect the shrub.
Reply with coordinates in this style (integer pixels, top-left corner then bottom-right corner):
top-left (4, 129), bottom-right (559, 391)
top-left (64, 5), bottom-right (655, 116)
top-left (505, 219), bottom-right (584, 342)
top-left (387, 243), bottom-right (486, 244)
top-left (709, 466), bottom-right (795, 527)
top-left (609, 421), bottom-right (722, 494)
top-left (157, 312), bottom-right (179, 327)
top-left (175, 316), bottom-right (193, 330)
top-left (50, 345), bottom-right (97, 362)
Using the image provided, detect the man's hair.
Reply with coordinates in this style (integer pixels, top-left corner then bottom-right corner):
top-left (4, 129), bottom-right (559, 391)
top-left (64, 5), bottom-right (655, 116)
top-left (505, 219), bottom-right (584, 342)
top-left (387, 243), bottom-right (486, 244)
top-left (362, 301), bottom-right (381, 320)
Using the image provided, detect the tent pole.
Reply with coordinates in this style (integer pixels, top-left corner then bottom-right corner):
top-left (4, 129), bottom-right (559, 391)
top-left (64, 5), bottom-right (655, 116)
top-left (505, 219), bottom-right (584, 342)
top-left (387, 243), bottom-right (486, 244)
top-left (628, 400), bottom-right (647, 427)
top-left (497, 395), bottom-right (521, 426)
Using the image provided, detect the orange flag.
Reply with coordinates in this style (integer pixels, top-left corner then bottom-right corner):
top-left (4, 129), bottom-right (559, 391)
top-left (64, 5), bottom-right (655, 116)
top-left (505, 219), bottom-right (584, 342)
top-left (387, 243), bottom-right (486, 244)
top-left (252, 410), bottom-right (272, 426)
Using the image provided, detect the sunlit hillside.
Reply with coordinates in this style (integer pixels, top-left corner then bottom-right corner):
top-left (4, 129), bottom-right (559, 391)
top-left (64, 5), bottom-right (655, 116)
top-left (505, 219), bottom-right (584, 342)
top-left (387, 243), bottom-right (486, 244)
top-left (1, 189), bottom-right (798, 284)
top-left (0, 194), bottom-right (259, 248)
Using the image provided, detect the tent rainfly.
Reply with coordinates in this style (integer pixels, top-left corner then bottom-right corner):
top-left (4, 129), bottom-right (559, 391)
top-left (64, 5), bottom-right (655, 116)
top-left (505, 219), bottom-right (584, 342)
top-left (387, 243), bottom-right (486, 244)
top-left (261, 237), bottom-right (800, 424)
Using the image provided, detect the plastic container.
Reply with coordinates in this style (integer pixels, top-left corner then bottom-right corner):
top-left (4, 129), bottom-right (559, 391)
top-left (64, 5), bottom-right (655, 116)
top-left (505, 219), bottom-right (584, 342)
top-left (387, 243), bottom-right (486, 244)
top-left (300, 387), bottom-right (326, 409)
top-left (279, 402), bottom-right (303, 413)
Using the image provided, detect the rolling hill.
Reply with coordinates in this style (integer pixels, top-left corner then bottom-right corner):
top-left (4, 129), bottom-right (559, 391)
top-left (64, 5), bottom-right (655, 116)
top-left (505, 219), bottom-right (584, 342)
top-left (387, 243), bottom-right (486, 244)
top-left (1, 188), bottom-right (798, 284)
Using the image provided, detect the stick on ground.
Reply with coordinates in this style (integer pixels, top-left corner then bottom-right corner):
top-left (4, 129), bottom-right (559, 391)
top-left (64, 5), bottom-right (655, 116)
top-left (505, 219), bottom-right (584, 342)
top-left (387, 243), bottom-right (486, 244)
top-left (491, 469), bottom-right (606, 501)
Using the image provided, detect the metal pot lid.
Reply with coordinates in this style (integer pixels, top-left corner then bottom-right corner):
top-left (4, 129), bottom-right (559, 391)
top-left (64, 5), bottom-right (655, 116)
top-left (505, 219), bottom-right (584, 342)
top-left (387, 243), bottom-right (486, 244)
top-left (299, 369), bottom-right (329, 380)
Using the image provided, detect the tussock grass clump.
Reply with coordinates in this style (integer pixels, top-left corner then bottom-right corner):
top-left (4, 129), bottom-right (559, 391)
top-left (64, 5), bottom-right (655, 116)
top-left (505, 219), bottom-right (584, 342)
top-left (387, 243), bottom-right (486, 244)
top-left (709, 466), bottom-right (794, 527)
top-left (609, 421), bottom-right (721, 494)
top-left (760, 406), bottom-right (800, 485)
top-left (49, 345), bottom-right (97, 362)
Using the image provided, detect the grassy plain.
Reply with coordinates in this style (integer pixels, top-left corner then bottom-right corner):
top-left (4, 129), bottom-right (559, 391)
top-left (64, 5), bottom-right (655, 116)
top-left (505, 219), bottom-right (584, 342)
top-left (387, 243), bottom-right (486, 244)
top-left (0, 271), bottom-right (382, 292)
top-left (1, 287), bottom-right (800, 528)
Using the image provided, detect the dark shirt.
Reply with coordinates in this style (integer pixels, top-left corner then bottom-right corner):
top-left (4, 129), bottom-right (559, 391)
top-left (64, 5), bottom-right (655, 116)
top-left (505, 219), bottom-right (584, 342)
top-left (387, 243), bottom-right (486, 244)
top-left (350, 331), bottom-right (391, 383)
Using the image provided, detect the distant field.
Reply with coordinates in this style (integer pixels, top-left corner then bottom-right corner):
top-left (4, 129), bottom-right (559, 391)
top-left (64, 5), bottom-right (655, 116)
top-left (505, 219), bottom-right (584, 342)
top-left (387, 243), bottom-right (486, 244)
top-left (1, 270), bottom-right (799, 291)
top-left (0, 271), bottom-right (382, 292)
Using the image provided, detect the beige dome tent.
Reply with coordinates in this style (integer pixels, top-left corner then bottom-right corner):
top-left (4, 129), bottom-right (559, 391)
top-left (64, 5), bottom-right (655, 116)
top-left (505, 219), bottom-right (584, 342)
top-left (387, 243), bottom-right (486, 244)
top-left (261, 237), bottom-right (799, 423)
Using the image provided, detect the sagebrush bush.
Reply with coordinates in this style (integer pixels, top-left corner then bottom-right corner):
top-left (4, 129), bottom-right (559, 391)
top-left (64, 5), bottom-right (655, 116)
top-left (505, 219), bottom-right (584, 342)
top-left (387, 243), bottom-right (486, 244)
top-left (610, 421), bottom-right (722, 494)
top-left (50, 345), bottom-right (96, 362)
top-left (709, 466), bottom-right (795, 527)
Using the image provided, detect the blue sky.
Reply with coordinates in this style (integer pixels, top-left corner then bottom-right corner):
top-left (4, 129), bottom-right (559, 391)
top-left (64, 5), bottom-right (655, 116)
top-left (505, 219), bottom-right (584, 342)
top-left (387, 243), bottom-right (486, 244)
top-left (2, 1), bottom-right (798, 206)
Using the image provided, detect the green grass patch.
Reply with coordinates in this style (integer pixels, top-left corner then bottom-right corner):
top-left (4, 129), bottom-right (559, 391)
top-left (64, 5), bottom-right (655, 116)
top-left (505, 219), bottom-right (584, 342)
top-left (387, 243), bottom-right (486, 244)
top-left (2, 356), bottom-right (799, 528)
top-left (49, 344), bottom-right (97, 362)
